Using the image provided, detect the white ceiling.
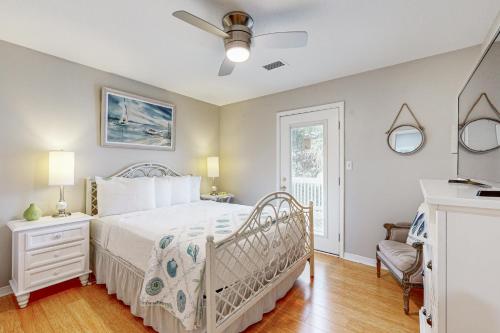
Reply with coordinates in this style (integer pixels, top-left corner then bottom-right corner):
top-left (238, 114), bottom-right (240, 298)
top-left (0, 0), bottom-right (499, 106)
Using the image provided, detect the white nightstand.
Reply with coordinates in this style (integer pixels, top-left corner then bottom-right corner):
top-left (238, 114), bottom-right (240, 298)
top-left (201, 193), bottom-right (235, 203)
top-left (7, 212), bottom-right (92, 308)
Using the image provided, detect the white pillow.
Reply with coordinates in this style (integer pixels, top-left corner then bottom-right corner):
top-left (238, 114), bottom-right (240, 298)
top-left (190, 176), bottom-right (201, 202)
top-left (96, 176), bottom-right (155, 217)
top-left (155, 177), bottom-right (173, 208)
top-left (170, 176), bottom-right (191, 205)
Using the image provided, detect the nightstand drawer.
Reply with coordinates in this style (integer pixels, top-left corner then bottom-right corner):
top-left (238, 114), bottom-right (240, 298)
top-left (25, 257), bottom-right (85, 288)
top-left (25, 241), bottom-right (85, 269)
top-left (25, 223), bottom-right (87, 250)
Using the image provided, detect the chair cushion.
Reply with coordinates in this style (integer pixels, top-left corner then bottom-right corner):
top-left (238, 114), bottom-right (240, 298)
top-left (378, 240), bottom-right (417, 272)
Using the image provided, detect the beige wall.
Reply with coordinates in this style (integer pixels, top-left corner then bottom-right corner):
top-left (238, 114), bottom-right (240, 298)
top-left (0, 41), bottom-right (219, 287)
top-left (0, 39), bottom-right (481, 288)
top-left (219, 46), bottom-right (479, 259)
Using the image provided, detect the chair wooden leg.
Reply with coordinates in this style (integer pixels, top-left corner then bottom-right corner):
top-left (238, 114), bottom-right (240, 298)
top-left (308, 256), bottom-right (315, 279)
top-left (376, 256), bottom-right (381, 278)
top-left (403, 284), bottom-right (411, 315)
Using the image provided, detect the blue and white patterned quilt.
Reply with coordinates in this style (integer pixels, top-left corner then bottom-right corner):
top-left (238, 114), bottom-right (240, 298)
top-left (139, 211), bottom-right (251, 330)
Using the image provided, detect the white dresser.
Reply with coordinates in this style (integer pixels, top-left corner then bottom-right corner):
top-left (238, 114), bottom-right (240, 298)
top-left (8, 212), bottom-right (91, 308)
top-left (420, 180), bottom-right (500, 333)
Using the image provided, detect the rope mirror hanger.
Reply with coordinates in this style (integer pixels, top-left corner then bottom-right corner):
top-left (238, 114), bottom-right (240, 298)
top-left (460, 92), bottom-right (500, 127)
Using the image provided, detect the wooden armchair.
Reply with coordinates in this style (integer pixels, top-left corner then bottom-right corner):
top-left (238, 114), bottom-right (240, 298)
top-left (376, 222), bottom-right (424, 314)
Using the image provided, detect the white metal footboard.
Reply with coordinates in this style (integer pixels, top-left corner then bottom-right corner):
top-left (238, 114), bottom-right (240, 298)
top-left (205, 192), bottom-right (314, 333)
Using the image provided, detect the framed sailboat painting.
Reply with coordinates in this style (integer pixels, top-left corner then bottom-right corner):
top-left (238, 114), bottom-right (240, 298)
top-left (101, 87), bottom-right (175, 151)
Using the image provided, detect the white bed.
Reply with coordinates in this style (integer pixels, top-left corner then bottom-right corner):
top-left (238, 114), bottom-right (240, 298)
top-left (91, 201), bottom-right (253, 272)
top-left (86, 163), bottom-right (314, 333)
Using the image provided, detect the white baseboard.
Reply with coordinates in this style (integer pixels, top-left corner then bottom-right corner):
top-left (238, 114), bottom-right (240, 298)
top-left (343, 252), bottom-right (387, 270)
top-left (0, 285), bottom-right (12, 297)
top-left (343, 252), bottom-right (377, 267)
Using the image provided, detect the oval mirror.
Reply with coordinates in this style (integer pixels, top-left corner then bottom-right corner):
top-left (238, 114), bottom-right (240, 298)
top-left (387, 125), bottom-right (425, 154)
top-left (459, 118), bottom-right (500, 153)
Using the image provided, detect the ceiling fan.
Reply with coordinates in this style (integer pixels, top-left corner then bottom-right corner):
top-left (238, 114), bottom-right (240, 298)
top-left (172, 10), bottom-right (308, 76)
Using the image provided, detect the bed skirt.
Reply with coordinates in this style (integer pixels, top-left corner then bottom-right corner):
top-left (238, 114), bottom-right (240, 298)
top-left (91, 242), bottom-right (306, 333)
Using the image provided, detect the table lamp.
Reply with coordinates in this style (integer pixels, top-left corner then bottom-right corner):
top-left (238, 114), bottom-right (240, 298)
top-left (207, 156), bottom-right (219, 195)
top-left (49, 151), bottom-right (74, 217)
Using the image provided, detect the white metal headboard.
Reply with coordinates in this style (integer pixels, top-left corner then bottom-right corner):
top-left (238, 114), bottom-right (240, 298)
top-left (85, 162), bottom-right (181, 216)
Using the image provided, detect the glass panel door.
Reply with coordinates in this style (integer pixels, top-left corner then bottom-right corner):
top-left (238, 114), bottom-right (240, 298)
top-left (290, 124), bottom-right (326, 237)
top-left (279, 107), bottom-right (340, 254)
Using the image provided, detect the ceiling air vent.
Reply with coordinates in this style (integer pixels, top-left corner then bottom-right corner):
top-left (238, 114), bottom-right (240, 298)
top-left (263, 60), bottom-right (286, 71)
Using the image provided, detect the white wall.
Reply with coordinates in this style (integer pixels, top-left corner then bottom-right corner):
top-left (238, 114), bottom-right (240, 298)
top-left (219, 46), bottom-right (479, 259)
top-left (0, 40), bottom-right (219, 287)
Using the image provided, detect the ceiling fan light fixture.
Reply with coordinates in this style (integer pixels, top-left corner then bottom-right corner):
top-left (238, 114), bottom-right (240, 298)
top-left (172, 9), bottom-right (308, 76)
top-left (225, 41), bottom-right (250, 63)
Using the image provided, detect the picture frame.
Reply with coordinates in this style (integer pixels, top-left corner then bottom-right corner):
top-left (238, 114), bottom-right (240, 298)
top-left (101, 87), bottom-right (176, 151)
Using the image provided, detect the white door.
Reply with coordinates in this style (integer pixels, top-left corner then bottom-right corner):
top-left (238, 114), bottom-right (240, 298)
top-left (278, 105), bottom-right (341, 254)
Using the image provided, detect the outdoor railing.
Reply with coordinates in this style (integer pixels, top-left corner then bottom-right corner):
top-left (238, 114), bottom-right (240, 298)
top-left (292, 177), bottom-right (323, 208)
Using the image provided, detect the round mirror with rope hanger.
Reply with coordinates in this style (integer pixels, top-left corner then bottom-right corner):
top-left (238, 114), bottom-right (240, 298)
top-left (385, 103), bottom-right (425, 155)
top-left (459, 92), bottom-right (500, 153)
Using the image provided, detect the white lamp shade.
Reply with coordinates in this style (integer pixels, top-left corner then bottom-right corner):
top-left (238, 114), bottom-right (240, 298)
top-left (49, 151), bottom-right (75, 186)
top-left (207, 156), bottom-right (219, 178)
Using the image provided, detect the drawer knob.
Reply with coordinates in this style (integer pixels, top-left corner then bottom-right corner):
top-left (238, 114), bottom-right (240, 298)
top-left (426, 261), bottom-right (432, 270)
top-left (426, 314), bottom-right (433, 327)
top-left (53, 253), bottom-right (60, 258)
top-left (422, 308), bottom-right (432, 327)
top-left (53, 271), bottom-right (60, 276)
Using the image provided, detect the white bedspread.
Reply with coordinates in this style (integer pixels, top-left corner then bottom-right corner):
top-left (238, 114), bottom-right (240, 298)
top-left (139, 207), bottom-right (257, 330)
top-left (91, 201), bottom-right (253, 272)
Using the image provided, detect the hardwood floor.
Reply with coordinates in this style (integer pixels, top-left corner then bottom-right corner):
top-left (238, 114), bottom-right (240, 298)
top-left (0, 252), bottom-right (422, 333)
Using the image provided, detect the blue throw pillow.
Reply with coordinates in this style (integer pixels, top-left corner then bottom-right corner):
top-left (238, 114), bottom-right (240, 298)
top-left (406, 203), bottom-right (426, 246)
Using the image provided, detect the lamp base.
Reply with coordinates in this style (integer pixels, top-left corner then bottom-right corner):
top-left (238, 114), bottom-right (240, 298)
top-left (210, 185), bottom-right (218, 196)
top-left (52, 211), bottom-right (72, 218)
top-left (52, 200), bottom-right (71, 218)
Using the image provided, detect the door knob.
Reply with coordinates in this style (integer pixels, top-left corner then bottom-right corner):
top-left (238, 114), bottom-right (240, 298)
top-left (280, 177), bottom-right (287, 191)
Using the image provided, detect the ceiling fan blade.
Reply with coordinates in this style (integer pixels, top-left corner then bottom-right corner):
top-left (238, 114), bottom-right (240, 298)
top-left (253, 31), bottom-right (308, 49)
top-left (218, 58), bottom-right (235, 76)
top-left (173, 10), bottom-right (229, 39)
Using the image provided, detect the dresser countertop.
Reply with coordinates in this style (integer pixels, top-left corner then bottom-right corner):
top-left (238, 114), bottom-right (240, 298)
top-left (7, 212), bottom-right (91, 232)
top-left (420, 179), bottom-right (500, 210)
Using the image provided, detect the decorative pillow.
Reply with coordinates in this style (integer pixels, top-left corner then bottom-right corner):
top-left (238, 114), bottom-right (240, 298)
top-left (406, 203), bottom-right (427, 246)
top-left (155, 177), bottom-right (173, 208)
top-left (190, 176), bottom-right (201, 202)
top-left (170, 176), bottom-right (192, 205)
top-left (96, 176), bottom-right (155, 217)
